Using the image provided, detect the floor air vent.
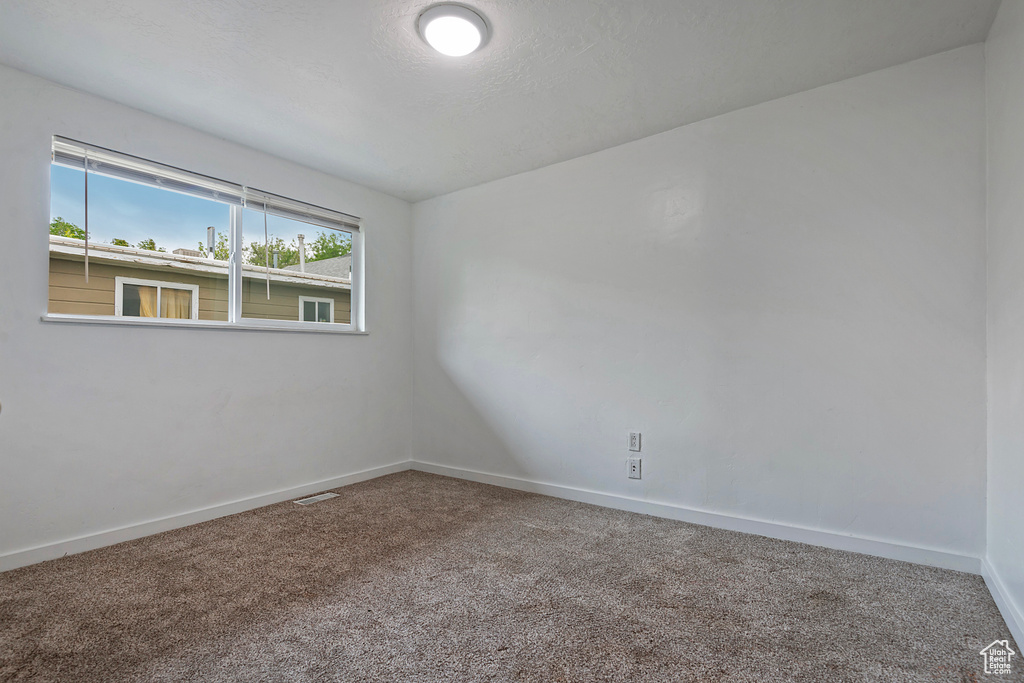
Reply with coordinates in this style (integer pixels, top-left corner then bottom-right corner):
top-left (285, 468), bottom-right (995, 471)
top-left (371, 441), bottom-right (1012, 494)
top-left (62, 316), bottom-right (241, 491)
top-left (294, 492), bottom-right (339, 506)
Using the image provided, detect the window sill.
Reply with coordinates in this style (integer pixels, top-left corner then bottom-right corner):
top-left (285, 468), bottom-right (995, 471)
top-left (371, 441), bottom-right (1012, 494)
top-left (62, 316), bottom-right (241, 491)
top-left (40, 313), bottom-right (368, 335)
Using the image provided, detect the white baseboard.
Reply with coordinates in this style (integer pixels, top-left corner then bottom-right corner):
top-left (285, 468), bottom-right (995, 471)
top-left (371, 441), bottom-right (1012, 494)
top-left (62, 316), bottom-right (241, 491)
top-left (411, 461), bottom-right (981, 574)
top-left (0, 460), bottom-right (413, 573)
top-left (0, 458), bottom-right (984, 582)
top-left (982, 558), bottom-right (1024, 647)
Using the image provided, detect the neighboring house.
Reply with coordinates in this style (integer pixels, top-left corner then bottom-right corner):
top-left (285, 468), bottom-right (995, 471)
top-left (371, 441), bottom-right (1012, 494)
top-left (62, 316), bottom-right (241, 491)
top-left (48, 235), bottom-right (351, 323)
top-left (284, 254), bottom-right (352, 279)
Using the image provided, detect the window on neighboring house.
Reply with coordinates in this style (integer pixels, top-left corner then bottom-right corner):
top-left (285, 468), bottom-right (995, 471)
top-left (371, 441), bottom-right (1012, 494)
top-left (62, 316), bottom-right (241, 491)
top-left (299, 296), bottom-right (334, 323)
top-left (47, 137), bottom-right (363, 331)
top-left (115, 277), bottom-right (199, 319)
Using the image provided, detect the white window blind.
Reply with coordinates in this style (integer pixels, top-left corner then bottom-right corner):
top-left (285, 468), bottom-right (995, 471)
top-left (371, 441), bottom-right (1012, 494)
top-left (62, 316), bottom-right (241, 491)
top-left (243, 189), bottom-right (360, 232)
top-left (52, 137), bottom-right (245, 206)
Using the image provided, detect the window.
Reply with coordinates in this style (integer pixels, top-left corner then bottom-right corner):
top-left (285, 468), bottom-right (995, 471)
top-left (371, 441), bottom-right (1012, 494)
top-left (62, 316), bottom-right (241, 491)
top-left (299, 296), bottom-right (334, 323)
top-left (47, 137), bottom-right (363, 332)
top-left (240, 207), bottom-right (353, 324)
top-left (115, 277), bottom-right (199, 319)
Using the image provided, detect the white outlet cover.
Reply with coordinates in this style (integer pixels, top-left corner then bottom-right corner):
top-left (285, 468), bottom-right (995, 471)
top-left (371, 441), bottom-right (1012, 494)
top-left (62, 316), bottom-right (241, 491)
top-left (628, 457), bottom-right (642, 480)
top-left (629, 432), bottom-right (641, 452)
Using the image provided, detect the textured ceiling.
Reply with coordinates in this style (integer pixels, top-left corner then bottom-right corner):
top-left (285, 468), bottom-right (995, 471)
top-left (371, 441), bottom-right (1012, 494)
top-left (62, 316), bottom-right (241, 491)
top-left (0, 0), bottom-right (1001, 201)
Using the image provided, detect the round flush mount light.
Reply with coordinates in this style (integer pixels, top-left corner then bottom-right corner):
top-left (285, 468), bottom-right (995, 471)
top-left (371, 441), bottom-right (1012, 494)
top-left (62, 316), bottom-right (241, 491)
top-left (418, 4), bottom-right (489, 57)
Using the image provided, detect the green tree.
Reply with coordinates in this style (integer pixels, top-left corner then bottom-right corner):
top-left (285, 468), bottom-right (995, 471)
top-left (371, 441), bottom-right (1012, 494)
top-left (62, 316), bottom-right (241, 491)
top-left (50, 217), bottom-right (86, 240)
top-left (246, 236), bottom-right (300, 269)
top-left (309, 230), bottom-right (352, 262)
top-left (242, 230), bottom-right (351, 269)
top-left (135, 238), bottom-right (166, 253)
top-left (111, 238), bottom-right (130, 247)
top-left (197, 232), bottom-right (229, 260)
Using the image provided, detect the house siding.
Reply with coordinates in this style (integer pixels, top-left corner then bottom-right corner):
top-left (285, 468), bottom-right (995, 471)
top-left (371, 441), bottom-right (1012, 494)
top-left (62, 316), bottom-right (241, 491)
top-left (49, 254), bottom-right (351, 323)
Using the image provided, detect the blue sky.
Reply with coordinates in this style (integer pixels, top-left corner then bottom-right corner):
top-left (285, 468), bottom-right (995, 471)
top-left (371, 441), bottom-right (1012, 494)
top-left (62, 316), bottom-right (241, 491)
top-left (50, 165), bottom-right (341, 252)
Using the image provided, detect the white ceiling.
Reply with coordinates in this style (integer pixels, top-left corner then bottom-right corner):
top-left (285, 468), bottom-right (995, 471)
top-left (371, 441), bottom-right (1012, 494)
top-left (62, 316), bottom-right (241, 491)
top-left (0, 0), bottom-right (1001, 201)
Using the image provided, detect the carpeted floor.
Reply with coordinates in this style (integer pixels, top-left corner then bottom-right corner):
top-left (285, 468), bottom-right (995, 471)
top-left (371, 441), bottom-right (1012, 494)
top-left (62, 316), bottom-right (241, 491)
top-left (0, 471), bottom-right (1018, 682)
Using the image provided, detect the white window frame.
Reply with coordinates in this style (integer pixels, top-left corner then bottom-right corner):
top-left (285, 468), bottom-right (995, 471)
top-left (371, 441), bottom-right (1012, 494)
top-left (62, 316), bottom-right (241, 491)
top-left (298, 296), bottom-right (335, 323)
top-left (44, 137), bottom-right (366, 334)
top-left (114, 276), bottom-right (200, 320)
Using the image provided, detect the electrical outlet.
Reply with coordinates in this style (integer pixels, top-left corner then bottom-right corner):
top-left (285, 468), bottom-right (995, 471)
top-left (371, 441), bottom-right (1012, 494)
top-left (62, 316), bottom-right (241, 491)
top-left (628, 457), bottom-right (642, 480)
top-left (628, 432), bottom-right (641, 452)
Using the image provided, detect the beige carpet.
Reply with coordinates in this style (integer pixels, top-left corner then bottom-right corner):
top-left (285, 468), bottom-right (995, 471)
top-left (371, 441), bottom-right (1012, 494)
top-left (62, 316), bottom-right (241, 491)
top-left (0, 471), bottom-right (1018, 682)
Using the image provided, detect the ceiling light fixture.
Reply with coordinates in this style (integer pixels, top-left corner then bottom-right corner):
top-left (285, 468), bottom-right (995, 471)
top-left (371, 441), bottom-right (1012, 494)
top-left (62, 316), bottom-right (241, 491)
top-left (418, 4), bottom-right (488, 57)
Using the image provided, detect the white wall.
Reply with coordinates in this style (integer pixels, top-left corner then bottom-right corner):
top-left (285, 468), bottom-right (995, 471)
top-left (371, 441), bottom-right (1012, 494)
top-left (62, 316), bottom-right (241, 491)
top-left (985, 0), bottom-right (1024, 644)
top-left (413, 46), bottom-right (987, 564)
top-left (0, 65), bottom-right (414, 567)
